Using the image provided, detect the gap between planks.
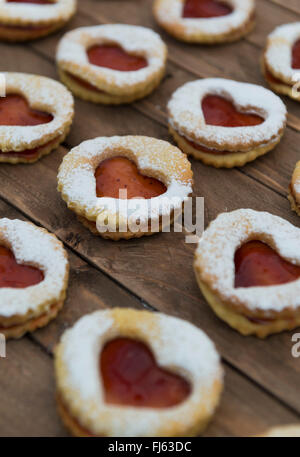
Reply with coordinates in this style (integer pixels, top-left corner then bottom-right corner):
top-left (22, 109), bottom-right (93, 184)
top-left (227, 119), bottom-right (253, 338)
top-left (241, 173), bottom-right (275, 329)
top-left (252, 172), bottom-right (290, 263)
top-left (268, 0), bottom-right (300, 15)
top-left (2, 196), bottom-right (298, 431)
top-left (0, 191), bottom-right (150, 313)
top-left (75, 4), bottom-right (300, 134)
top-left (20, 34), bottom-right (292, 199)
top-left (0, 1), bottom-right (298, 414)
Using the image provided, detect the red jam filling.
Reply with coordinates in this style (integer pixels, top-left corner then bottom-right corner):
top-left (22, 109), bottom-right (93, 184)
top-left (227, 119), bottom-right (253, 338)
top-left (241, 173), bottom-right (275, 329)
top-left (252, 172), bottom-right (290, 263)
top-left (0, 23), bottom-right (52, 32)
top-left (234, 240), bottom-right (300, 288)
top-left (265, 65), bottom-right (298, 93)
top-left (202, 95), bottom-right (264, 128)
top-left (184, 137), bottom-right (232, 155)
top-left (95, 157), bottom-right (167, 199)
top-left (66, 72), bottom-right (105, 93)
top-left (264, 66), bottom-right (286, 85)
top-left (183, 0), bottom-right (232, 18)
top-left (0, 245), bottom-right (44, 288)
top-left (0, 94), bottom-right (53, 126)
top-left (0, 137), bottom-right (59, 160)
top-left (88, 45), bottom-right (148, 72)
top-left (292, 39), bottom-right (300, 69)
top-left (101, 337), bottom-right (191, 408)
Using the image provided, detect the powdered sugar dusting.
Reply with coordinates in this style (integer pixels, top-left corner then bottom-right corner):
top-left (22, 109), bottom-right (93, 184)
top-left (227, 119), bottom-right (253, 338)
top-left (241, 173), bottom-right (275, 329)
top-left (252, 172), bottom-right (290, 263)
top-left (154, 0), bottom-right (254, 36)
top-left (0, 218), bottom-right (68, 317)
top-left (195, 209), bottom-right (300, 314)
top-left (168, 78), bottom-right (287, 150)
top-left (265, 22), bottom-right (300, 83)
top-left (0, 72), bottom-right (74, 152)
top-left (56, 308), bottom-right (222, 437)
top-left (0, 0), bottom-right (76, 24)
top-left (57, 24), bottom-right (167, 90)
top-left (57, 136), bottom-right (193, 228)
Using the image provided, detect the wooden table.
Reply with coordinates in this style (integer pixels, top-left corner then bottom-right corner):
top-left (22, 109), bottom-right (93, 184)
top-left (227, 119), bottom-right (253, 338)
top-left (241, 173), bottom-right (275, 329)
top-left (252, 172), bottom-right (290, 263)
top-left (1, 0), bottom-right (300, 437)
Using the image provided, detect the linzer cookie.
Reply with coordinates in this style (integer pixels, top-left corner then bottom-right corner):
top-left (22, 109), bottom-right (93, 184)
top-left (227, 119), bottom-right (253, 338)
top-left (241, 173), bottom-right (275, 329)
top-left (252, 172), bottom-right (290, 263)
top-left (168, 78), bottom-right (287, 168)
top-left (0, 218), bottom-right (69, 339)
top-left (55, 308), bottom-right (223, 437)
top-left (153, 0), bottom-right (255, 43)
top-left (56, 24), bottom-right (167, 105)
top-left (194, 209), bottom-right (300, 338)
top-left (0, 72), bottom-right (74, 164)
top-left (57, 136), bottom-right (193, 240)
top-left (263, 23), bottom-right (300, 102)
top-left (0, 0), bottom-right (76, 42)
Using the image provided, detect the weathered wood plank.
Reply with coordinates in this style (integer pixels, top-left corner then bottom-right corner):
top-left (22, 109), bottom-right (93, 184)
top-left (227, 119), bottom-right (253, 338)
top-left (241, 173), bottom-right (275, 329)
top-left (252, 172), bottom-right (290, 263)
top-left (1, 105), bottom-right (300, 414)
top-left (12, 37), bottom-right (300, 205)
top-left (1, 36), bottom-right (300, 411)
top-left (268, 0), bottom-right (300, 15)
top-left (0, 0), bottom-right (300, 436)
top-left (2, 337), bottom-right (298, 437)
top-left (204, 365), bottom-right (299, 437)
top-left (0, 338), bottom-right (65, 437)
top-left (248, 0), bottom-right (300, 48)
top-left (1, 200), bottom-right (297, 437)
top-left (72, 0), bottom-right (300, 130)
top-left (0, 196), bottom-right (143, 352)
top-left (0, 35), bottom-right (293, 205)
top-left (19, 6), bottom-right (300, 200)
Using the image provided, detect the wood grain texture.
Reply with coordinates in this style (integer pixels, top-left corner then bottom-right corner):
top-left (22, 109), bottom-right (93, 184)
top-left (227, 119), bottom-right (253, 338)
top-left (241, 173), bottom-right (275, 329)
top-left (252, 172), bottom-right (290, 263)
top-left (21, 1), bottom-right (300, 199)
top-left (0, 338), bottom-right (65, 437)
top-left (269, 0), bottom-right (300, 14)
top-left (1, 35), bottom-right (300, 410)
top-left (0, 0), bottom-right (300, 437)
top-left (1, 193), bottom-right (298, 437)
top-left (2, 336), bottom-right (298, 437)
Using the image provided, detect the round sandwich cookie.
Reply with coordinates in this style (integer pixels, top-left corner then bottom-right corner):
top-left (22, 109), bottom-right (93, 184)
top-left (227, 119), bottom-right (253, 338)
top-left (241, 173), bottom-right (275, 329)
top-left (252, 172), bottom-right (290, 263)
top-left (0, 0), bottom-right (77, 42)
top-left (56, 24), bottom-right (167, 105)
top-left (57, 136), bottom-right (193, 240)
top-left (0, 218), bottom-right (69, 339)
top-left (0, 72), bottom-right (74, 164)
top-left (263, 22), bottom-right (300, 102)
top-left (194, 209), bottom-right (300, 338)
top-left (55, 308), bottom-right (223, 437)
top-left (168, 78), bottom-right (287, 168)
top-left (153, 0), bottom-right (255, 44)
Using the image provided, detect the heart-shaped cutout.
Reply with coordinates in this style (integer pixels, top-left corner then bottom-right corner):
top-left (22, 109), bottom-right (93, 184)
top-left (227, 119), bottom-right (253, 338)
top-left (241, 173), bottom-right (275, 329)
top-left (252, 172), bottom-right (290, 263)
top-left (234, 240), bottom-right (300, 288)
top-left (101, 337), bottom-right (191, 408)
top-left (95, 157), bottom-right (167, 199)
top-left (292, 39), bottom-right (300, 69)
top-left (0, 245), bottom-right (44, 288)
top-left (0, 94), bottom-right (53, 126)
top-left (183, 0), bottom-right (232, 18)
top-left (88, 45), bottom-right (148, 72)
top-left (202, 95), bottom-right (264, 128)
